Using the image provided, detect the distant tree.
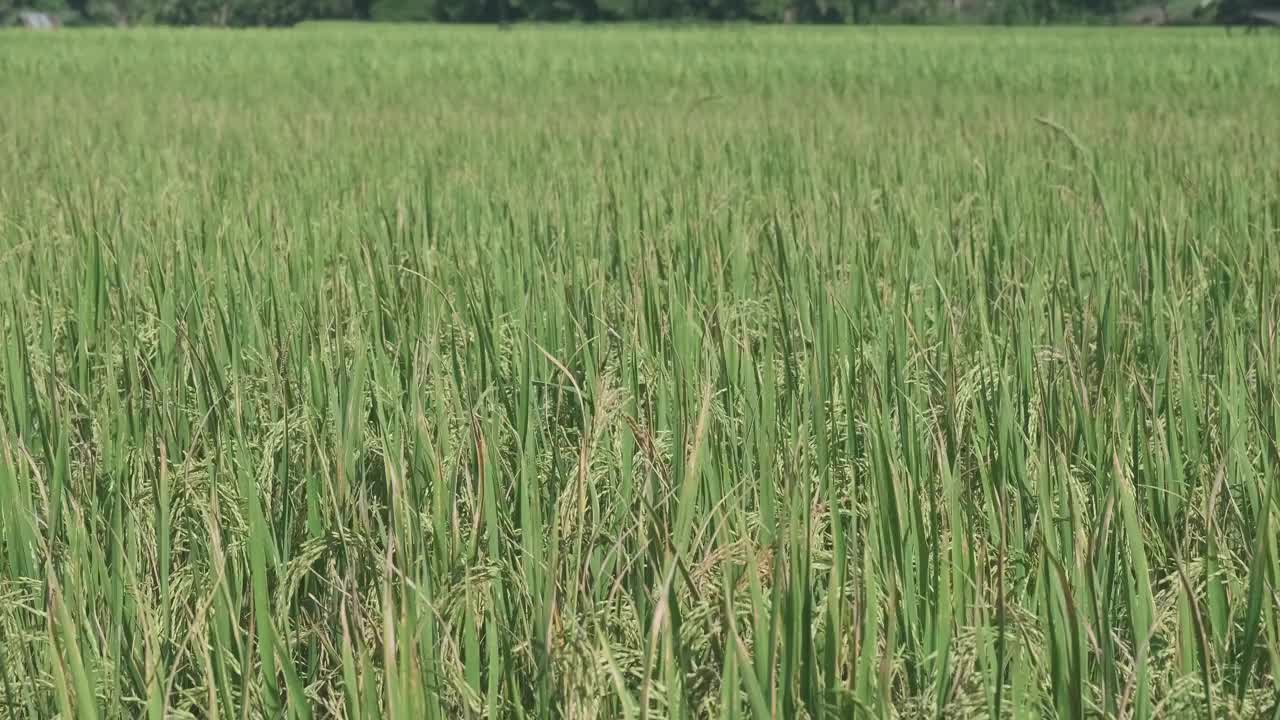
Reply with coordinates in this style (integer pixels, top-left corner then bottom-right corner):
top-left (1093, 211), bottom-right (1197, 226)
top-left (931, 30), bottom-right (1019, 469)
top-left (369, 0), bottom-right (432, 19)
top-left (1210, 0), bottom-right (1280, 22)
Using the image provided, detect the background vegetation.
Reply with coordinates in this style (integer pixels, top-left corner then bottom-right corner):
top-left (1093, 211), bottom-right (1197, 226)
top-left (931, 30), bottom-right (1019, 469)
top-left (3, 0), bottom-right (1265, 26)
top-left (2, 24), bottom-right (1280, 720)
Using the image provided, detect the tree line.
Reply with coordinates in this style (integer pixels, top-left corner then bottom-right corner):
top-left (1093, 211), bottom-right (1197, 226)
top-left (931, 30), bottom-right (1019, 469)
top-left (3, 0), bottom-right (1257, 29)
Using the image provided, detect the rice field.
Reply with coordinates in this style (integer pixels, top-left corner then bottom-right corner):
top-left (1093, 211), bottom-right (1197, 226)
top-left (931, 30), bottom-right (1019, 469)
top-left (2, 25), bottom-right (1280, 719)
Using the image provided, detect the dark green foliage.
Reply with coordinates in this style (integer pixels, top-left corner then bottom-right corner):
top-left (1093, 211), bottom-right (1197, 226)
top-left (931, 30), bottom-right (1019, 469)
top-left (147, 0), bottom-right (354, 25)
top-left (368, 0), bottom-right (433, 20)
top-left (1209, 0), bottom-right (1280, 24)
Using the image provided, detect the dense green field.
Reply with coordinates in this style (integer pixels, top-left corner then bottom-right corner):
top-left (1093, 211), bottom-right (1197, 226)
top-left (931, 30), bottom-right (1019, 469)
top-left (2, 25), bottom-right (1280, 719)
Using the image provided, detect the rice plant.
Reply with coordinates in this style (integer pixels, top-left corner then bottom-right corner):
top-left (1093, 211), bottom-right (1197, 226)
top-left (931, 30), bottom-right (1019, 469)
top-left (1, 24), bottom-right (1279, 719)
